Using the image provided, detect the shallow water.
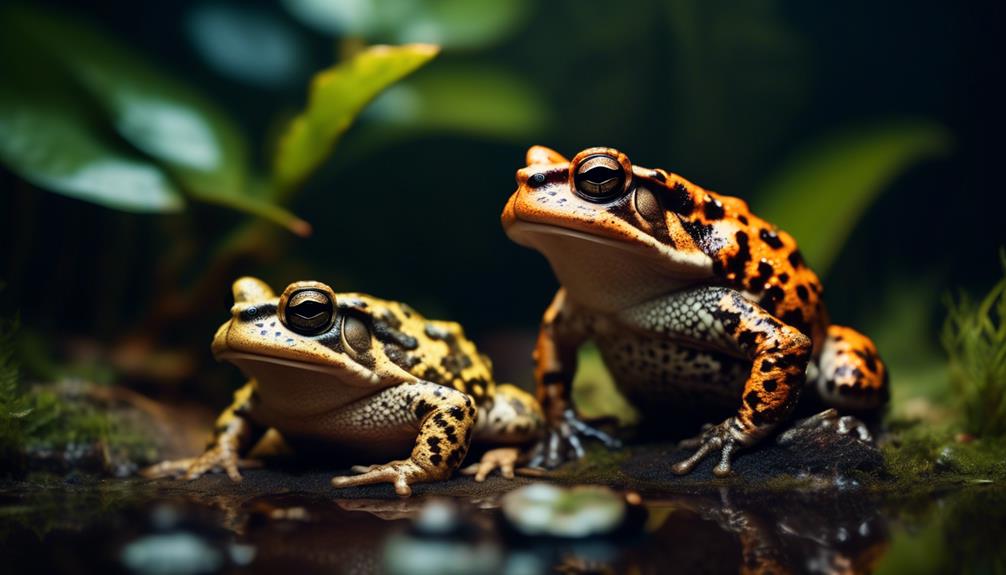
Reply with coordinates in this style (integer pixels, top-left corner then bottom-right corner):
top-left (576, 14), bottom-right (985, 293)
top-left (0, 474), bottom-right (1002, 574)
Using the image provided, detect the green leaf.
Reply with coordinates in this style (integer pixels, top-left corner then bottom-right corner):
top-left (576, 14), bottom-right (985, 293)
top-left (0, 100), bottom-right (185, 213)
top-left (0, 27), bottom-right (183, 214)
top-left (367, 64), bottom-right (547, 140)
top-left (4, 5), bottom-right (307, 234)
top-left (757, 121), bottom-right (950, 274)
top-left (272, 43), bottom-right (439, 194)
top-left (283, 0), bottom-right (529, 49)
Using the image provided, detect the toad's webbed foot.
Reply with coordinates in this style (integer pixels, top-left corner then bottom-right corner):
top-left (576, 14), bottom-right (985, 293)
top-left (778, 408), bottom-right (873, 445)
top-left (460, 447), bottom-right (522, 482)
top-left (332, 459), bottom-right (441, 498)
top-left (527, 409), bottom-right (621, 469)
top-left (672, 418), bottom-right (752, 477)
top-left (141, 447), bottom-right (262, 482)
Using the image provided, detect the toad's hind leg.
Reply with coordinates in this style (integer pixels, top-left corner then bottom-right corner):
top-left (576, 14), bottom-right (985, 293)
top-left (473, 384), bottom-right (544, 444)
top-left (812, 325), bottom-right (889, 411)
top-left (330, 382), bottom-right (477, 497)
top-left (460, 384), bottom-right (544, 481)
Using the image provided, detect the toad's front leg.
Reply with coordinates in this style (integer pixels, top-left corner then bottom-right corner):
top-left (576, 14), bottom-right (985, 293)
top-left (526, 289), bottom-right (621, 469)
top-left (330, 382), bottom-right (477, 497)
top-left (142, 382), bottom-right (267, 482)
top-left (621, 287), bottom-right (812, 477)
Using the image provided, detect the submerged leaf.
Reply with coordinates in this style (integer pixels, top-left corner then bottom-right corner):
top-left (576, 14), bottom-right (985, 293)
top-left (758, 121), bottom-right (950, 273)
top-left (272, 43), bottom-right (439, 194)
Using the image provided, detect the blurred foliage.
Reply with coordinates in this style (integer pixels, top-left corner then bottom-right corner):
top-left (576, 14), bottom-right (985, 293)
top-left (662, 0), bottom-right (808, 189)
top-left (282, 0), bottom-right (530, 49)
top-left (572, 344), bottom-right (638, 426)
top-left (0, 5), bottom-right (445, 235)
top-left (942, 251), bottom-right (1006, 438)
top-left (367, 64), bottom-right (548, 141)
top-left (0, 309), bottom-right (27, 463)
top-left (185, 3), bottom-right (308, 87)
top-left (866, 280), bottom-right (951, 420)
top-left (0, 4), bottom-right (299, 231)
top-left (0, 311), bottom-right (129, 471)
top-left (273, 44), bottom-right (439, 194)
top-left (0, 24), bottom-right (185, 214)
top-left (758, 122), bottom-right (951, 274)
top-left (11, 8), bottom-right (252, 210)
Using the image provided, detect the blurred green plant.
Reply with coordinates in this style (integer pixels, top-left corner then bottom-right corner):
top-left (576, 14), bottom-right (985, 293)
top-left (0, 24), bottom-right (186, 214)
top-left (758, 121), bottom-right (950, 274)
top-left (0, 4), bottom-right (439, 235)
top-left (0, 308), bottom-right (28, 464)
top-left (282, 0), bottom-right (530, 49)
top-left (273, 44), bottom-right (438, 194)
top-left (0, 308), bottom-right (145, 471)
top-left (941, 251), bottom-right (1006, 438)
top-left (367, 64), bottom-right (548, 141)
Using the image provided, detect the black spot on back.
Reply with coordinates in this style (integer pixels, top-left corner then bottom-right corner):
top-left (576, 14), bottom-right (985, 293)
top-left (796, 285), bottom-right (810, 302)
top-left (703, 196), bottom-right (725, 220)
top-left (760, 228), bottom-right (783, 249)
top-left (788, 250), bottom-right (804, 268)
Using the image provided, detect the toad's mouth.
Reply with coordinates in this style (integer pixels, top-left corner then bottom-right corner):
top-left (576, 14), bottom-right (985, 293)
top-left (214, 351), bottom-right (382, 387)
top-left (506, 219), bottom-right (712, 272)
top-left (507, 220), bottom-right (657, 254)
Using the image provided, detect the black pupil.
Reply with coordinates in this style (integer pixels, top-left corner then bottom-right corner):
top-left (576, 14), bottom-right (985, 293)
top-left (292, 300), bottom-right (327, 320)
top-left (582, 166), bottom-right (620, 184)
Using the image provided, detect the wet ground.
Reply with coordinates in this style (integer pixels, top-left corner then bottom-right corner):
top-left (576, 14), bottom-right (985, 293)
top-left (1, 436), bottom-right (1004, 575)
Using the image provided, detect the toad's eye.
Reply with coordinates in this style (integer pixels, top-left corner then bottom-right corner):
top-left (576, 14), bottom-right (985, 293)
top-left (283, 289), bottom-right (334, 334)
top-left (574, 154), bottom-right (626, 201)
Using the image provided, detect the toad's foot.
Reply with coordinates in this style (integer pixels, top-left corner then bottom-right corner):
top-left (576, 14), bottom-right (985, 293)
top-left (331, 459), bottom-right (442, 498)
top-left (778, 408), bottom-right (873, 445)
top-left (672, 418), bottom-right (753, 477)
top-left (527, 409), bottom-right (621, 469)
top-left (460, 447), bottom-right (522, 482)
top-left (141, 447), bottom-right (262, 482)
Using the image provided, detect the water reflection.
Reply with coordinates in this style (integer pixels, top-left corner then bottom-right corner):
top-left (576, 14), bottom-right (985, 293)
top-left (3, 480), bottom-right (1005, 574)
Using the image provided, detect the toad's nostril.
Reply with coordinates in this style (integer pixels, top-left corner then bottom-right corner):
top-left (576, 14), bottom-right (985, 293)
top-left (529, 173), bottom-right (547, 187)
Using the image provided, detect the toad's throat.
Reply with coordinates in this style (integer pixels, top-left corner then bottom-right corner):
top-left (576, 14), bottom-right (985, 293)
top-left (217, 352), bottom-right (384, 421)
top-left (216, 352), bottom-right (381, 386)
top-left (507, 221), bottom-right (711, 312)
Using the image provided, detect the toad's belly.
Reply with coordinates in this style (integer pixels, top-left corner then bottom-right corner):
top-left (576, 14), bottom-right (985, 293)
top-left (595, 332), bottom-right (750, 422)
top-left (251, 401), bottom-right (420, 461)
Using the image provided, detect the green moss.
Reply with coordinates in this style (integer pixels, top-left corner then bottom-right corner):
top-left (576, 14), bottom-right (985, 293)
top-left (0, 309), bottom-right (154, 473)
top-left (0, 312), bottom-right (29, 463)
top-left (941, 250), bottom-right (1006, 437)
top-left (550, 443), bottom-right (631, 485)
top-left (880, 418), bottom-right (1006, 493)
